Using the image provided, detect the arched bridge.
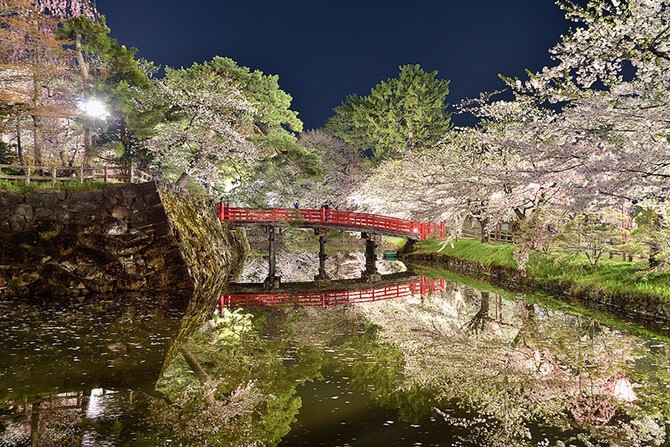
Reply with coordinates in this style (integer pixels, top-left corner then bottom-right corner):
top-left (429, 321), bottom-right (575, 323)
top-left (217, 205), bottom-right (444, 241)
top-left (220, 273), bottom-right (446, 309)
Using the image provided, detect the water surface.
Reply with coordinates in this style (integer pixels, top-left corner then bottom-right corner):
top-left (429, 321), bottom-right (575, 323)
top-left (1, 274), bottom-right (669, 446)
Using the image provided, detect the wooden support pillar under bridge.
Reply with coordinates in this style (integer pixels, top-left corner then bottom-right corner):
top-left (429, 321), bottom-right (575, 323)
top-left (263, 225), bottom-right (281, 290)
top-left (314, 228), bottom-right (330, 283)
top-left (361, 232), bottom-right (382, 282)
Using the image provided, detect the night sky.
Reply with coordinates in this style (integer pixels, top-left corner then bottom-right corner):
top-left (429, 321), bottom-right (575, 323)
top-left (98, 0), bottom-right (579, 130)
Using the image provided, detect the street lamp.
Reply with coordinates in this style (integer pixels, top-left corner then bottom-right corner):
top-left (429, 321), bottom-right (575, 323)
top-left (78, 97), bottom-right (109, 167)
top-left (80, 97), bottom-right (109, 119)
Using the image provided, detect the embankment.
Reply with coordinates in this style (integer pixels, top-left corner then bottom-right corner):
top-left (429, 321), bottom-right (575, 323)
top-left (405, 251), bottom-right (670, 322)
top-left (0, 182), bottom-right (247, 308)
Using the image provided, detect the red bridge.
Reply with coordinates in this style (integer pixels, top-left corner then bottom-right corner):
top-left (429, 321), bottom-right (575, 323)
top-left (219, 275), bottom-right (446, 309)
top-left (218, 205), bottom-right (444, 240)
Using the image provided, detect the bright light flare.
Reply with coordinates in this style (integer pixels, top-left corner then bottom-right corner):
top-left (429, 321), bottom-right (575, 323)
top-left (612, 375), bottom-right (637, 402)
top-left (80, 98), bottom-right (109, 119)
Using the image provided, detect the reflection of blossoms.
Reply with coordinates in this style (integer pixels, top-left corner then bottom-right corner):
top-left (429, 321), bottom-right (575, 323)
top-left (570, 393), bottom-right (616, 426)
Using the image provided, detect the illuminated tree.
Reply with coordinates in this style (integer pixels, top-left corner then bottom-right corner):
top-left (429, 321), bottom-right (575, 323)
top-left (0, 0), bottom-right (73, 166)
top-left (326, 64), bottom-right (452, 160)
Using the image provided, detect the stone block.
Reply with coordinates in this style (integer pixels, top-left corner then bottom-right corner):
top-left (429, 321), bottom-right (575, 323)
top-left (26, 192), bottom-right (57, 208)
top-left (14, 204), bottom-right (34, 219)
top-left (0, 193), bottom-right (22, 208)
top-left (122, 181), bottom-right (157, 199)
top-left (105, 219), bottom-right (128, 236)
top-left (129, 206), bottom-right (167, 229)
top-left (146, 255), bottom-right (166, 270)
top-left (110, 206), bottom-right (132, 219)
top-left (144, 192), bottom-right (162, 208)
top-left (131, 198), bottom-right (148, 212)
top-left (34, 207), bottom-right (55, 219)
top-left (9, 215), bottom-right (26, 232)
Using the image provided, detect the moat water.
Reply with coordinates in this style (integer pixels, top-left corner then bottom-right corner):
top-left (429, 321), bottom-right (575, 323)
top-left (1, 269), bottom-right (669, 446)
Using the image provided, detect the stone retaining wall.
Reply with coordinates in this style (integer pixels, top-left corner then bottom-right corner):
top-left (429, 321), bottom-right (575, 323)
top-left (0, 182), bottom-right (246, 301)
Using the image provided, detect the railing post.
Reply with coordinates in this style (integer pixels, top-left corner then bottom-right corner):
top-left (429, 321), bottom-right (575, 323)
top-left (216, 202), bottom-right (224, 221)
top-left (130, 165), bottom-right (135, 184)
top-left (420, 222), bottom-right (426, 240)
top-left (25, 166), bottom-right (31, 184)
top-left (79, 165), bottom-right (84, 184)
top-left (104, 166), bottom-right (109, 183)
top-left (439, 222), bottom-right (445, 238)
top-left (51, 169), bottom-right (56, 187)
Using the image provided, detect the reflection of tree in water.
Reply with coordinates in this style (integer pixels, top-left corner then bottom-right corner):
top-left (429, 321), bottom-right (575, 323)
top-left (2, 285), bottom-right (669, 446)
top-left (460, 291), bottom-right (513, 337)
top-left (0, 308), bottom-right (328, 447)
top-left (147, 308), bottom-right (327, 447)
top-left (354, 281), bottom-right (670, 446)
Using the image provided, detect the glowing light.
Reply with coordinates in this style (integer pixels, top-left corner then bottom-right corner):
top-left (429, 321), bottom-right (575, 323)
top-left (80, 98), bottom-right (109, 119)
top-left (612, 375), bottom-right (637, 402)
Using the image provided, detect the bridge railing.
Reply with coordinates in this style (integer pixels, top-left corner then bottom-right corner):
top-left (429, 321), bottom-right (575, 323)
top-left (220, 277), bottom-right (446, 309)
top-left (218, 205), bottom-right (445, 240)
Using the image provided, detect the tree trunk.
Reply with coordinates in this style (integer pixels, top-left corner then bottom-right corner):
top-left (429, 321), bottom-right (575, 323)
top-left (175, 129), bottom-right (215, 188)
top-left (31, 51), bottom-right (43, 168)
top-left (16, 119), bottom-right (25, 165)
top-left (30, 402), bottom-right (40, 445)
top-left (648, 212), bottom-right (663, 269)
top-left (180, 347), bottom-right (216, 406)
top-left (83, 126), bottom-right (93, 167)
top-left (462, 291), bottom-right (490, 334)
top-left (31, 114), bottom-right (42, 167)
top-left (74, 32), bottom-right (91, 86)
top-left (649, 247), bottom-right (661, 269)
top-left (75, 31), bottom-right (94, 166)
top-left (176, 171), bottom-right (190, 188)
top-left (478, 217), bottom-right (490, 243)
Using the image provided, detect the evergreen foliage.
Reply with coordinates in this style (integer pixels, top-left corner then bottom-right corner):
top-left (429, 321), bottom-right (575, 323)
top-left (326, 64), bottom-right (452, 160)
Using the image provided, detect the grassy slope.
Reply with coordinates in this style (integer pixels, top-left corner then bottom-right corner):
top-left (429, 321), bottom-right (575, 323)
top-left (0, 179), bottom-right (108, 192)
top-left (414, 238), bottom-right (670, 301)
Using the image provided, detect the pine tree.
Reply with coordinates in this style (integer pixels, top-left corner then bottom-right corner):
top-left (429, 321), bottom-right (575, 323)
top-left (326, 64), bottom-right (452, 160)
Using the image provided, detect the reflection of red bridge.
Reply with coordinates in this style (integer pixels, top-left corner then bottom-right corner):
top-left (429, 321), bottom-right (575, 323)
top-left (218, 205), bottom-right (444, 240)
top-left (219, 274), bottom-right (446, 309)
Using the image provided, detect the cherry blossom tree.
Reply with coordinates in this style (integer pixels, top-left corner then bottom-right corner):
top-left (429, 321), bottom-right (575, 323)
top-left (351, 0), bottom-right (670, 267)
top-left (143, 64), bottom-right (257, 190)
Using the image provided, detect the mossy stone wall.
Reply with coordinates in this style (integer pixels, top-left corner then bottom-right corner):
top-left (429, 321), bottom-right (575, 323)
top-left (0, 182), bottom-right (247, 305)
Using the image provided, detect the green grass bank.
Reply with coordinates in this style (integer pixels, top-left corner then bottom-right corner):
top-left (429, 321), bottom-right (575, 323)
top-left (405, 238), bottom-right (670, 322)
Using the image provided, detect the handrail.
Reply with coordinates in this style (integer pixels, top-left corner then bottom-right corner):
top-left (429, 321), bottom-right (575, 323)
top-left (217, 205), bottom-right (445, 240)
top-left (0, 163), bottom-right (188, 194)
top-left (220, 277), bottom-right (446, 308)
top-left (0, 164), bottom-right (129, 184)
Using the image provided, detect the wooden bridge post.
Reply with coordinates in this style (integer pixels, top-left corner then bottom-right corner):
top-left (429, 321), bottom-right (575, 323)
top-left (361, 232), bottom-right (382, 282)
top-left (314, 229), bottom-right (330, 283)
top-left (264, 226), bottom-right (281, 290)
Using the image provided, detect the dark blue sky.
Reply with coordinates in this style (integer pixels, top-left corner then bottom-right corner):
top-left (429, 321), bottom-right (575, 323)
top-left (99, 0), bottom-right (578, 129)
